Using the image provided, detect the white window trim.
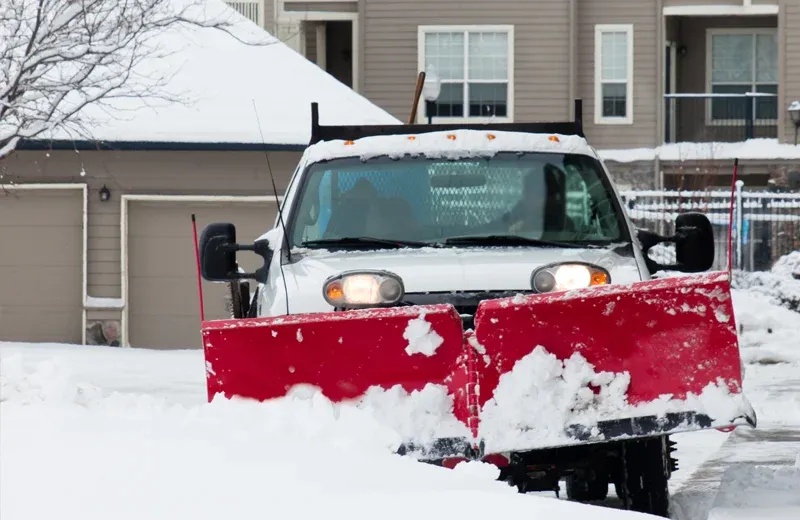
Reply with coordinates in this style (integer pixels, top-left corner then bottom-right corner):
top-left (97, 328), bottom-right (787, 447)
top-left (416, 25), bottom-right (515, 124)
top-left (705, 27), bottom-right (778, 127)
top-left (594, 24), bottom-right (634, 126)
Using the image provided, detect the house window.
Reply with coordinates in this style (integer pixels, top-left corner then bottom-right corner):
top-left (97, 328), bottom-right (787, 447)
top-left (418, 26), bottom-right (514, 122)
top-left (708, 30), bottom-right (778, 122)
top-left (594, 24), bottom-right (634, 125)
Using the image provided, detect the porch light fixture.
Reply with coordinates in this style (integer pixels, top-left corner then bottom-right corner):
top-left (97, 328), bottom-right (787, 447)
top-left (789, 101), bottom-right (800, 145)
top-left (422, 64), bottom-right (441, 125)
top-left (99, 184), bottom-right (111, 202)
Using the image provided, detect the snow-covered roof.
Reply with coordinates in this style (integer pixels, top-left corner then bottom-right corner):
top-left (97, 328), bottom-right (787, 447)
top-left (302, 129), bottom-right (598, 164)
top-left (34, 0), bottom-right (401, 148)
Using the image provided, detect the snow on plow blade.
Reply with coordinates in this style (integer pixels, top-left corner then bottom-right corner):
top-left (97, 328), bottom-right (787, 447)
top-left (472, 271), bottom-right (757, 455)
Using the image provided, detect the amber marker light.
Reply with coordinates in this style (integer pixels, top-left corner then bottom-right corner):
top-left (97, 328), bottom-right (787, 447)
top-left (325, 280), bottom-right (344, 303)
top-left (590, 271), bottom-right (609, 286)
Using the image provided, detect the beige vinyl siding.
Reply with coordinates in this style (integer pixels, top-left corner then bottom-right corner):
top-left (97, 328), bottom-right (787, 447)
top-left (305, 22), bottom-right (319, 63)
top-left (264, 0), bottom-right (276, 32)
top-left (362, 0), bottom-right (572, 123)
top-left (1, 150), bottom-right (302, 300)
top-left (577, 0), bottom-right (659, 149)
top-left (782, 1), bottom-right (800, 142)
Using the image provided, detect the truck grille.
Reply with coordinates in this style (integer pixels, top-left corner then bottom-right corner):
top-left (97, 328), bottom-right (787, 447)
top-left (402, 291), bottom-right (532, 330)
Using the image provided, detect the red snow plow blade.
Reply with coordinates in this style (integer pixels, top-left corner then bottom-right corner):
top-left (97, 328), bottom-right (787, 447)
top-left (202, 271), bottom-right (755, 460)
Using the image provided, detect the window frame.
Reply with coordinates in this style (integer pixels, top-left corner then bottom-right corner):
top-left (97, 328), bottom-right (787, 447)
top-left (416, 25), bottom-right (515, 124)
top-left (594, 24), bottom-right (635, 126)
top-left (705, 27), bottom-right (778, 127)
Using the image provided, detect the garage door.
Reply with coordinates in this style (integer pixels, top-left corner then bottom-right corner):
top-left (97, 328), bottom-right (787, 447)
top-left (0, 188), bottom-right (84, 343)
top-left (127, 200), bottom-right (277, 349)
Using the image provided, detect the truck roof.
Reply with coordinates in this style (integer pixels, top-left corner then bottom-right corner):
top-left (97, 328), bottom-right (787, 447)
top-left (301, 99), bottom-right (599, 165)
top-left (301, 128), bottom-right (599, 165)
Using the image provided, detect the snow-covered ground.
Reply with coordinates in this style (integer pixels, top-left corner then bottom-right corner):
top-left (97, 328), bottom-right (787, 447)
top-left (2, 277), bottom-right (799, 520)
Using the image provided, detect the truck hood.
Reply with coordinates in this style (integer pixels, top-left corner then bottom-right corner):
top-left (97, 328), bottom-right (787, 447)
top-left (265, 245), bottom-right (644, 315)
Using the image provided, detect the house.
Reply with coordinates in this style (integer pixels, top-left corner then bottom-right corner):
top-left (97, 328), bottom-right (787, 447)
top-left (0, 0), bottom-right (400, 350)
top-left (232, 0), bottom-right (800, 189)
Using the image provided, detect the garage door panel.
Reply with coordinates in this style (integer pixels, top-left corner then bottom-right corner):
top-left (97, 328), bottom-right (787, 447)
top-left (0, 241), bottom-right (83, 267)
top-left (0, 189), bottom-right (83, 343)
top-left (0, 193), bottom-right (83, 226)
top-left (128, 201), bottom-right (277, 349)
top-left (0, 266), bottom-right (82, 305)
top-left (129, 204), bottom-right (274, 238)
top-left (0, 308), bottom-right (82, 343)
top-left (128, 277), bottom-right (232, 317)
top-left (130, 314), bottom-right (204, 350)
top-left (128, 236), bottom-right (267, 276)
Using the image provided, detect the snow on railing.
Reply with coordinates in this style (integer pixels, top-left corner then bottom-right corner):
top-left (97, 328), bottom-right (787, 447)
top-left (620, 183), bottom-right (799, 272)
top-left (663, 92), bottom-right (779, 143)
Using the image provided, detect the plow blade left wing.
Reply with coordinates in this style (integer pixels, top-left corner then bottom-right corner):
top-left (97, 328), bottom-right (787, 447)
top-left (202, 304), bottom-right (478, 456)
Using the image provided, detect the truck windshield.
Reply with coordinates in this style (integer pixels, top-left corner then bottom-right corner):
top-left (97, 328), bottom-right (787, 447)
top-left (288, 152), bottom-right (629, 249)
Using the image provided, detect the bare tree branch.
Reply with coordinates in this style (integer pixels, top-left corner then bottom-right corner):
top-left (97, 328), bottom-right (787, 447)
top-left (0, 0), bottom-right (275, 161)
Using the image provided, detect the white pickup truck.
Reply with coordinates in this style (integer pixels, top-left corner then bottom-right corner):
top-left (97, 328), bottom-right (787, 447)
top-left (197, 101), bottom-right (755, 518)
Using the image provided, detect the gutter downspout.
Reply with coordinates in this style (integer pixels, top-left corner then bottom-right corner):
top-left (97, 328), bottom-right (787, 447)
top-left (569, 0), bottom-right (577, 120)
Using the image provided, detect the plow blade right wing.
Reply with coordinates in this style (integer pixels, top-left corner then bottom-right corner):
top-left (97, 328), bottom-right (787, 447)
top-left (471, 271), bottom-right (757, 455)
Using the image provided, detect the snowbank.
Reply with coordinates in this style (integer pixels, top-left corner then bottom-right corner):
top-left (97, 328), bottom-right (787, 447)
top-left (770, 251), bottom-right (800, 279)
top-left (731, 287), bottom-right (800, 366)
top-left (0, 342), bottom-right (654, 520)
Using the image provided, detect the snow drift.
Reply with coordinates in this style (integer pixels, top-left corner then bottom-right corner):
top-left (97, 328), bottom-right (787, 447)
top-left (0, 343), bottom-right (656, 520)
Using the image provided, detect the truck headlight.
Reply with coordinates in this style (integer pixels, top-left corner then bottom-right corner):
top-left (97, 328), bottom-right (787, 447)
top-left (531, 263), bottom-right (610, 293)
top-left (323, 270), bottom-right (405, 308)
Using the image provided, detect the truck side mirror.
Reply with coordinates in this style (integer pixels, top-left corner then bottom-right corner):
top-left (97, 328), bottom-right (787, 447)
top-left (674, 212), bottom-right (715, 273)
top-left (637, 212), bottom-right (715, 275)
top-left (199, 222), bottom-right (274, 283)
top-left (199, 222), bottom-right (241, 281)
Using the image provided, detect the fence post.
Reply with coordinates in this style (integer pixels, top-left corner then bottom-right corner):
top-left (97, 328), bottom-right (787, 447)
top-left (735, 180), bottom-right (745, 270)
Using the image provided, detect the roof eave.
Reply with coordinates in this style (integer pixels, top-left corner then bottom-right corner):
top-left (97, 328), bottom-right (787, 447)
top-left (13, 139), bottom-right (307, 152)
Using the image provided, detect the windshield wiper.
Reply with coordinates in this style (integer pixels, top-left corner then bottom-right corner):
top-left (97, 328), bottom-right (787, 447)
top-left (444, 234), bottom-right (599, 249)
top-left (300, 237), bottom-right (438, 249)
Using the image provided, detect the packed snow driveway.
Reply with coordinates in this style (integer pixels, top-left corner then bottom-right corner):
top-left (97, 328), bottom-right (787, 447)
top-left (667, 287), bottom-right (800, 520)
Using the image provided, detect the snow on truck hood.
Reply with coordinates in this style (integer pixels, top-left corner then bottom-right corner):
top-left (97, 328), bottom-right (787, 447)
top-left (269, 246), bottom-right (643, 315)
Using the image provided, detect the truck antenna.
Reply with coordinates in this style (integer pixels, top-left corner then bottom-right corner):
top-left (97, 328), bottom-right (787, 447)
top-left (252, 99), bottom-right (291, 315)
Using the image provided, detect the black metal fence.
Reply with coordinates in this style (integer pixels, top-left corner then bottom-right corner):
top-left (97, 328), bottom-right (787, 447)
top-left (664, 93), bottom-right (779, 143)
top-left (620, 183), bottom-right (800, 272)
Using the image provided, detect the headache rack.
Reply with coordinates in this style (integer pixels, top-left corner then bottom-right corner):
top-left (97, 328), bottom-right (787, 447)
top-left (309, 99), bottom-right (585, 145)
